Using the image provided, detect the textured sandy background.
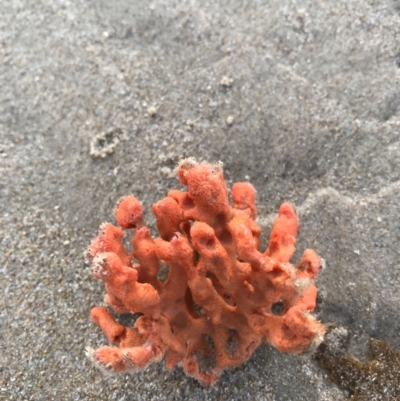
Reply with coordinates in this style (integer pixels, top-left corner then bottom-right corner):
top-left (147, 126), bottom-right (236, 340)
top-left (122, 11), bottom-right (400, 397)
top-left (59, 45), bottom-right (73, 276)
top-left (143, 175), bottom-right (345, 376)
top-left (1, 0), bottom-right (400, 400)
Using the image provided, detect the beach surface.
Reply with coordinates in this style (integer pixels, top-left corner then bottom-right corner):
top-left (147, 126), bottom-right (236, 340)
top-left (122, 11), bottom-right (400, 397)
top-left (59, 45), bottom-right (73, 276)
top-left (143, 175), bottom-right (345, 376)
top-left (1, 1), bottom-right (399, 400)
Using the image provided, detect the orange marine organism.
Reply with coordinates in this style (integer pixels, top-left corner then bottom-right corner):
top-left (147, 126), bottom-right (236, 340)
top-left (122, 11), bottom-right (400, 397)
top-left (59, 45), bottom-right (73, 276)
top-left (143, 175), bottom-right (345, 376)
top-left (86, 158), bottom-right (325, 384)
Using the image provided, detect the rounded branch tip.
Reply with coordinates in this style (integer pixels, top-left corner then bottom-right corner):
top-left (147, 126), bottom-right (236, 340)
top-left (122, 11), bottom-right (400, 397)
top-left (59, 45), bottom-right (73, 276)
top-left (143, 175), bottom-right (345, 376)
top-left (115, 196), bottom-right (143, 229)
top-left (278, 203), bottom-right (297, 218)
top-left (177, 157), bottom-right (198, 171)
top-left (176, 157), bottom-right (224, 184)
top-left (177, 158), bottom-right (223, 172)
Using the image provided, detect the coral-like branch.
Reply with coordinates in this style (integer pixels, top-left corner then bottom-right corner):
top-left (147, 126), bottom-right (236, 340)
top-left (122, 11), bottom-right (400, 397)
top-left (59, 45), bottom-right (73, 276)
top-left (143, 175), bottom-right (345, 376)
top-left (86, 158), bottom-right (325, 384)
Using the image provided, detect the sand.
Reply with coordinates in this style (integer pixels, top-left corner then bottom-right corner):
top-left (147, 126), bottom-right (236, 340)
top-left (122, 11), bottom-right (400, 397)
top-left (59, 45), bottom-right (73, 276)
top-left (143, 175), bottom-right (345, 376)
top-left (1, 1), bottom-right (399, 400)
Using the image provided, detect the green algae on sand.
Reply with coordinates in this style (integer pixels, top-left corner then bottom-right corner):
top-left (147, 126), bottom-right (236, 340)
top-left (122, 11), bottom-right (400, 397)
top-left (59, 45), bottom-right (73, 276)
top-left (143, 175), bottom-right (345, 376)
top-left (315, 325), bottom-right (400, 401)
